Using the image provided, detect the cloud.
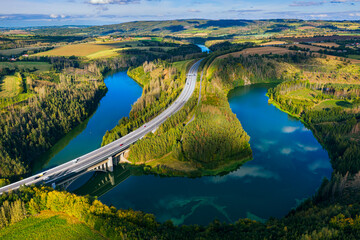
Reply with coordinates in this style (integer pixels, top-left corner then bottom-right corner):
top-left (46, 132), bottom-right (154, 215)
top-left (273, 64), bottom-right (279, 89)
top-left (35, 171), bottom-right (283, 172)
top-left (226, 9), bottom-right (263, 14)
top-left (310, 14), bottom-right (328, 18)
top-left (290, 1), bottom-right (326, 6)
top-left (281, 148), bottom-right (293, 155)
top-left (297, 143), bottom-right (319, 152)
top-left (0, 14), bottom-right (69, 21)
top-left (254, 139), bottom-right (277, 152)
top-left (301, 126), bottom-right (310, 132)
top-left (290, 0), bottom-right (360, 6)
top-left (282, 126), bottom-right (300, 133)
top-left (88, 0), bottom-right (140, 4)
top-left (330, 0), bottom-right (360, 3)
top-left (49, 14), bottom-right (67, 19)
top-left (308, 159), bottom-right (331, 172)
top-left (208, 166), bottom-right (280, 184)
top-left (188, 9), bottom-right (201, 13)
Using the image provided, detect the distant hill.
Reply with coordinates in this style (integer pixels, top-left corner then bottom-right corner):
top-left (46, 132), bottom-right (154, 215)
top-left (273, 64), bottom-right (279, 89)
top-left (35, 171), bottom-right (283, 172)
top-left (28, 19), bottom-right (360, 38)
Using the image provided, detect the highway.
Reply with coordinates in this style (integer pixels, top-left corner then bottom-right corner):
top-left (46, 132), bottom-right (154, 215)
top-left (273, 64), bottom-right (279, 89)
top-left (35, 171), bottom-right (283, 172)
top-left (0, 59), bottom-right (203, 194)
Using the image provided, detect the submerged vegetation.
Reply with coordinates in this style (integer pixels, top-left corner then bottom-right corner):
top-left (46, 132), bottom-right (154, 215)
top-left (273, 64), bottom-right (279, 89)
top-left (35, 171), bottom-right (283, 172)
top-left (2, 185), bottom-right (360, 239)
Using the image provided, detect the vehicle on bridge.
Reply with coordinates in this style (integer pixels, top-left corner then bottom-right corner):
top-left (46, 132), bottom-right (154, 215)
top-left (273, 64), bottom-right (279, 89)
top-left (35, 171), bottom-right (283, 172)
top-left (35, 172), bottom-right (46, 179)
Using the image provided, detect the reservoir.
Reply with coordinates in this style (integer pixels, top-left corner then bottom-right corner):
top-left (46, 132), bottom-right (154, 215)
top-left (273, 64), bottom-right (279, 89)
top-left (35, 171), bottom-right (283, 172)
top-left (36, 52), bottom-right (332, 225)
top-left (95, 84), bottom-right (332, 225)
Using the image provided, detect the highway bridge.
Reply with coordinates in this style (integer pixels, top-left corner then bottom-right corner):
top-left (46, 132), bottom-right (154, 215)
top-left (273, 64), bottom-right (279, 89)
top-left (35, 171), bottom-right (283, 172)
top-left (0, 59), bottom-right (203, 194)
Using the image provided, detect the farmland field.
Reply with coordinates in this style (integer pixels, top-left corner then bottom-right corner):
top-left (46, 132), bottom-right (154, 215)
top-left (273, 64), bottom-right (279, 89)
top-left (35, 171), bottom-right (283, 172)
top-left (218, 46), bottom-right (294, 59)
top-left (287, 43), bottom-right (329, 52)
top-left (312, 42), bottom-right (340, 48)
top-left (259, 41), bottom-right (287, 46)
top-left (0, 46), bottom-right (45, 56)
top-left (34, 43), bottom-right (113, 57)
top-left (0, 211), bottom-right (105, 240)
top-left (0, 62), bottom-right (51, 72)
top-left (33, 41), bottom-right (172, 58)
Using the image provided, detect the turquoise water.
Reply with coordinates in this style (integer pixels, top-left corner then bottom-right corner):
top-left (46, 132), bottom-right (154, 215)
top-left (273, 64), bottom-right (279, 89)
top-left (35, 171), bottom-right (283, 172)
top-left (95, 83), bottom-right (332, 226)
top-left (35, 71), bottom-right (142, 171)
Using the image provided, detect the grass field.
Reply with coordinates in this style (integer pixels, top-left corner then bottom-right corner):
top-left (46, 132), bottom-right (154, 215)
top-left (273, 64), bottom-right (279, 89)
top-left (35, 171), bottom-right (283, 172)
top-left (348, 54), bottom-right (360, 60)
top-left (0, 47), bottom-right (44, 56)
top-left (0, 62), bottom-right (51, 72)
top-left (286, 88), bottom-right (319, 100)
top-left (218, 47), bottom-right (294, 59)
top-left (0, 76), bottom-right (20, 98)
top-left (313, 99), bottom-right (353, 110)
top-left (0, 75), bottom-right (34, 108)
top-left (172, 59), bottom-right (193, 72)
top-left (0, 211), bottom-right (105, 240)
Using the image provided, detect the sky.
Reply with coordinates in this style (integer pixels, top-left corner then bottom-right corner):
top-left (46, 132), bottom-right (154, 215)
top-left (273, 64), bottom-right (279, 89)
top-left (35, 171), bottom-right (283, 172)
top-left (0, 0), bottom-right (360, 28)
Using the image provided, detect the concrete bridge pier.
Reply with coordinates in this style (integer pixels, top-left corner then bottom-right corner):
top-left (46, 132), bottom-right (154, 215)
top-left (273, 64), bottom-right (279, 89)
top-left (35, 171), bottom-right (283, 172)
top-left (107, 156), bottom-right (114, 172)
top-left (119, 150), bottom-right (131, 164)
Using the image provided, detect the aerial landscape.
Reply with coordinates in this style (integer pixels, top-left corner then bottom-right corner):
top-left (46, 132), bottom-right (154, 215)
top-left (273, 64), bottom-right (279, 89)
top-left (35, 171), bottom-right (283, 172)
top-left (1, 0), bottom-right (360, 239)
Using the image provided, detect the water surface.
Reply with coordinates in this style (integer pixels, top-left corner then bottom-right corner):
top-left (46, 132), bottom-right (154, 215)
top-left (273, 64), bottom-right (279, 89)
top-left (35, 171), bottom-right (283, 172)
top-left (196, 44), bottom-right (210, 53)
top-left (95, 83), bottom-right (332, 225)
top-left (34, 71), bottom-right (142, 171)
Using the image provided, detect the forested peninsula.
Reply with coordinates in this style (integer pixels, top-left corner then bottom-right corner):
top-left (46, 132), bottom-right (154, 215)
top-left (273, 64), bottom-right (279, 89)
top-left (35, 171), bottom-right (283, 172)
top-left (102, 56), bottom-right (252, 177)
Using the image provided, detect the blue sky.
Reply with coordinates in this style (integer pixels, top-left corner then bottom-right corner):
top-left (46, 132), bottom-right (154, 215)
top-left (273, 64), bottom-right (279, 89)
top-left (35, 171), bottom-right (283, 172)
top-left (1, 0), bottom-right (360, 27)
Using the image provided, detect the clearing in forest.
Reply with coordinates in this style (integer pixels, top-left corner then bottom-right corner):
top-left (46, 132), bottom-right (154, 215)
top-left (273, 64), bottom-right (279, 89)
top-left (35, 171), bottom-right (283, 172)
top-left (0, 76), bottom-right (20, 98)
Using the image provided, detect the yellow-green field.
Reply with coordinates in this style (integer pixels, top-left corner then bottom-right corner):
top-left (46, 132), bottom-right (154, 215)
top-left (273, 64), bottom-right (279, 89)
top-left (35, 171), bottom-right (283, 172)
top-left (284, 89), bottom-right (355, 111)
top-left (172, 59), bottom-right (194, 72)
top-left (0, 76), bottom-right (20, 98)
top-left (313, 99), bottom-right (353, 110)
top-left (0, 211), bottom-right (105, 240)
top-left (34, 43), bottom-right (113, 57)
top-left (33, 41), bottom-right (163, 59)
top-left (0, 75), bottom-right (34, 108)
top-left (0, 62), bottom-right (51, 72)
top-left (286, 88), bottom-right (319, 100)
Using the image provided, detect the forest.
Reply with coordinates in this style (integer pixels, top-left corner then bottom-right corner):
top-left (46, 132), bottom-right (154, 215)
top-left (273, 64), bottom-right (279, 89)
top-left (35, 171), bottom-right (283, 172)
top-left (0, 65), bottom-right (107, 181)
top-left (102, 56), bottom-right (252, 176)
top-left (1, 183), bottom-right (360, 239)
top-left (202, 50), bottom-right (360, 177)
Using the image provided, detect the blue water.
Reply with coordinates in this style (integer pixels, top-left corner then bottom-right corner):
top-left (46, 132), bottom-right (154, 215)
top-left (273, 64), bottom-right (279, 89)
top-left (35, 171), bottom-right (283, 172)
top-left (96, 83), bottom-right (332, 226)
top-left (36, 71), bottom-right (142, 170)
top-left (196, 44), bottom-right (210, 53)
